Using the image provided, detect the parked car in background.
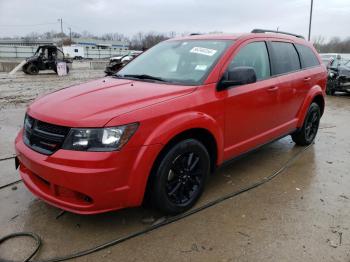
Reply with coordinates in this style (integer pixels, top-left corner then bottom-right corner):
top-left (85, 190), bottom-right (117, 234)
top-left (320, 53), bottom-right (350, 66)
top-left (105, 51), bottom-right (143, 75)
top-left (15, 30), bottom-right (327, 215)
top-left (326, 59), bottom-right (350, 95)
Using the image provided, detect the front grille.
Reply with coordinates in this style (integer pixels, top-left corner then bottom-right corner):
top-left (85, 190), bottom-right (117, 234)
top-left (23, 114), bottom-right (70, 155)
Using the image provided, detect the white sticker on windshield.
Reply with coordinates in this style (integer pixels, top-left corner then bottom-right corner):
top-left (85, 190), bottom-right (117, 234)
top-left (190, 47), bottom-right (217, 56)
top-left (195, 65), bottom-right (208, 71)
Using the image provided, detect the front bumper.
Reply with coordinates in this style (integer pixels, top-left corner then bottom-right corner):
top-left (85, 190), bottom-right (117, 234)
top-left (15, 129), bottom-right (161, 214)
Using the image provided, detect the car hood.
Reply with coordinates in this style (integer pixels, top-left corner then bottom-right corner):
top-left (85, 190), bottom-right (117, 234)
top-left (28, 77), bottom-right (197, 127)
top-left (338, 66), bottom-right (350, 77)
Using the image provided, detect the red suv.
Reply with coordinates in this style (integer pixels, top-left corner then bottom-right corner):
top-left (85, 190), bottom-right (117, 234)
top-left (15, 30), bottom-right (327, 214)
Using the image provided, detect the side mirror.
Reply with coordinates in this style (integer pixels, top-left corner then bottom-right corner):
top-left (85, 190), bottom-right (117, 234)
top-left (217, 66), bottom-right (257, 90)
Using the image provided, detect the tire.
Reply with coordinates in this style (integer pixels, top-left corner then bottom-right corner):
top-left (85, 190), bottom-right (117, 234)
top-left (26, 64), bottom-right (39, 75)
top-left (22, 64), bottom-right (29, 74)
top-left (326, 85), bottom-right (335, 95)
top-left (291, 103), bottom-right (321, 146)
top-left (326, 79), bottom-right (336, 95)
top-left (66, 65), bottom-right (69, 74)
top-left (150, 139), bottom-right (210, 214)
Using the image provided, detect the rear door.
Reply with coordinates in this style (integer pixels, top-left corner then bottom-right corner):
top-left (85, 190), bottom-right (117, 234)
top-left (295, 43), bottom-right (323, 93)
top-left (267, 41), bottom-right (306, 126)
top-left (221, 41), bottom-right (282, 159)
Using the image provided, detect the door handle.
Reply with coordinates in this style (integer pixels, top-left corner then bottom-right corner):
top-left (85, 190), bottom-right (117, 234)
top-left (304, 77), bottom-right (311, 81)
top-left (267, 86), bottom-right (279, 92)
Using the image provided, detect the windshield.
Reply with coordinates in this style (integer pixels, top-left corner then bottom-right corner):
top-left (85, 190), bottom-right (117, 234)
top-left (117, 39), bottom-right (233, 85)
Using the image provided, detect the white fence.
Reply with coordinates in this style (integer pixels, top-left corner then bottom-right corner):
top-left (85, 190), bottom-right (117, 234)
top-left (83, 48), bottom-right (128, 59)
top-left (0, 45), bottom-right (129, 59)
top-left (0, 45), bottom-right (38, 58)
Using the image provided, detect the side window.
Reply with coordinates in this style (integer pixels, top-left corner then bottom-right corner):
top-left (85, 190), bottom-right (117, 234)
top-left (295, 44), bottom-right (320, 68)
top-left (228, 42), bottom-right (270, 80)
top-left (269, 42), bottom-right (300, 75)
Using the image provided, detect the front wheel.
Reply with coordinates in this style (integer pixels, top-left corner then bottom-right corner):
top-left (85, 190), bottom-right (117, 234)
top-left (292, 102), bottom-right (321, 146)
top-left (26, 64), bottom-right (39, 75)
top-left (150, 139), bottom-right (210, 214)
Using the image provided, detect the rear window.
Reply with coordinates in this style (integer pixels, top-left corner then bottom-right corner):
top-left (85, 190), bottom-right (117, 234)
top-left (295, 44), bottom-right (320, 68)
top-left (269, 42), bottom-right (301, 75)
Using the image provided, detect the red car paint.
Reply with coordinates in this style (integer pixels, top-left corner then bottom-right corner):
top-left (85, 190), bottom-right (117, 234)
top-left (15, 33), bottom-right (327, 214)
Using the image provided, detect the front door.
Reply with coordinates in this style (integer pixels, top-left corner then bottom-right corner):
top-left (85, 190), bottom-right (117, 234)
top-left (220, 41), bottom-right (281, 160)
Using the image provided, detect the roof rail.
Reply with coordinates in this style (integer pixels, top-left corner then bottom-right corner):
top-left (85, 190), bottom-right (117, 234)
top-left (251, 29), bottom-right (305, 39)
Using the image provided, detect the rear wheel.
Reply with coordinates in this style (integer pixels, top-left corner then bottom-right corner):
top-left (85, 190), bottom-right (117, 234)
top-left (150, 139), bottom-right (210, 214)
top-left (326, 85), bottom-right (335, 95)
top-left (326, 79), bottom-right (336, 95)
top-left (292, 103), bottom-right (321, 146)
top-left (26, 64), bottom-right (39, 75)
top-left (22, 64), bottom-right (29, 74)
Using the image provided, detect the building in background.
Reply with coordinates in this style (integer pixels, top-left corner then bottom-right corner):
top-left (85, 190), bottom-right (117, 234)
top-left (62, 38), bottom-right (129, 59)
top-left (71, 38), bottom-right (128, 51)
top-left (0, 38), bottom-right (129, 59)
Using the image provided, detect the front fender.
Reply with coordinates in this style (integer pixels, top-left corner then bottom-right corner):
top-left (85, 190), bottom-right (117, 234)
top-left (297, 85), bottom-right (324, 127)
top-left (144, 111), bottom-right (224, 164)
top-left (126, 112), bottom-right (224, 206)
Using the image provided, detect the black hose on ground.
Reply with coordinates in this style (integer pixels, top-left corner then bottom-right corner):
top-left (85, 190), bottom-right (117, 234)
top-left (0, 179), bottom-right (22, 190)
top-left (0, 232), bottom-right (41, 262)
top-left (0, 144), bottom-right (312, 262)
top-left (0, 156), bottom-right (22, 190)
top-left (0, 156), bottom-right (16, 162)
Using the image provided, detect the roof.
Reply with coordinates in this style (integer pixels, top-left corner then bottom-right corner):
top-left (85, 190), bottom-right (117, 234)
top-left (71, 38), bottom-right (128, 47)
top-left (171, 32), bottom-right (308, 44)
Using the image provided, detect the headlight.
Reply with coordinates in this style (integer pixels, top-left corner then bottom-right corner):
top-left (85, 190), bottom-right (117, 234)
top-left (62, 123), bottom-right (138, 151)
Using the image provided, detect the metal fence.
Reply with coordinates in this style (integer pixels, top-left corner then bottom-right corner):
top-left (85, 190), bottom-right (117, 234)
top-left (0, 45), bottom-right (38, 58)
top-left (0, 45), bottom-right (129, 59)
top-left (83, 48), bottom-right (128, 59)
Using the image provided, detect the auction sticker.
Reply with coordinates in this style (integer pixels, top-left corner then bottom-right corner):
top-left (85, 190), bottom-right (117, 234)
top-left (190, 47), bottom-right (217, 56)
top-left (195, 65), bottom-right (208, 71)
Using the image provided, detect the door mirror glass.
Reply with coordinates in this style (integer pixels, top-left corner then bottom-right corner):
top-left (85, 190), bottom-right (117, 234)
top-left (218, 66), bottom-right (257, 90)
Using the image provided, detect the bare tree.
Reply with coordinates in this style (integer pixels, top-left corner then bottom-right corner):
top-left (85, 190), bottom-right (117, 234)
top-left (313, 36), bottom-right (350, 53)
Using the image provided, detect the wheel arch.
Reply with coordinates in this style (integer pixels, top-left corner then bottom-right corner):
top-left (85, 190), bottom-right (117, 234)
top-left (142, 127), bottom-right (219, 208)
top-left (297, 86), bottom-right (325, 127)
top-left (151, 128), bottom-right (219, 175)
top-left (312, 94), bottom-right (325, 116)
top-left (136, 112), bottom-right (223, 206)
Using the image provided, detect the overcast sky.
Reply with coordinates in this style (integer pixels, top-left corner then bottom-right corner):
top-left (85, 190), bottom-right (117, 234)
top-left (0, 0), bottom-right (349, 40)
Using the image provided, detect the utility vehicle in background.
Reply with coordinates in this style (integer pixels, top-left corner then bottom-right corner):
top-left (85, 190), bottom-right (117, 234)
top-left (22, 45), bottom-right (71, 75)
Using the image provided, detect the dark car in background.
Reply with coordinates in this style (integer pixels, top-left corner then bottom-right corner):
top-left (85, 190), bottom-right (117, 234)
top-left (326, 59), bottom-right (350, 95)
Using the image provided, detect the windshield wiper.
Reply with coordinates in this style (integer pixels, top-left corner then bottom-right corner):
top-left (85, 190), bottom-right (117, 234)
top-left (122, 74), bottom-right (168, 82)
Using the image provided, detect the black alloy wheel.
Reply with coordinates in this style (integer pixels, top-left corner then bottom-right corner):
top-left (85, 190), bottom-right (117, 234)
top-left (292, 102), bottom-right (321, 146)
top-left (166, 152), bottom-right (203, 206)
top-left (304, 109), bottom-right (320, 142)
top-left (150, 139), bottom-right (210, 214)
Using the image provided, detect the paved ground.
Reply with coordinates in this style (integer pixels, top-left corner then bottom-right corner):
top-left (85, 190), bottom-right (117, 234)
top-left (0, 71), bottom-right (350, 261)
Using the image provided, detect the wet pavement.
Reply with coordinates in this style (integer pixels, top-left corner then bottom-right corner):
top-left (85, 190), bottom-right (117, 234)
top-left (0, 71), bottom-right (350, 261)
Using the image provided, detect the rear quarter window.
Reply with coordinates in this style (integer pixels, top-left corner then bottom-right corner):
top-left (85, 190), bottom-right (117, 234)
top-left (295, 44), bottom-right (320, 68)
top-left (269, 42), bottom-right (301, 75)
